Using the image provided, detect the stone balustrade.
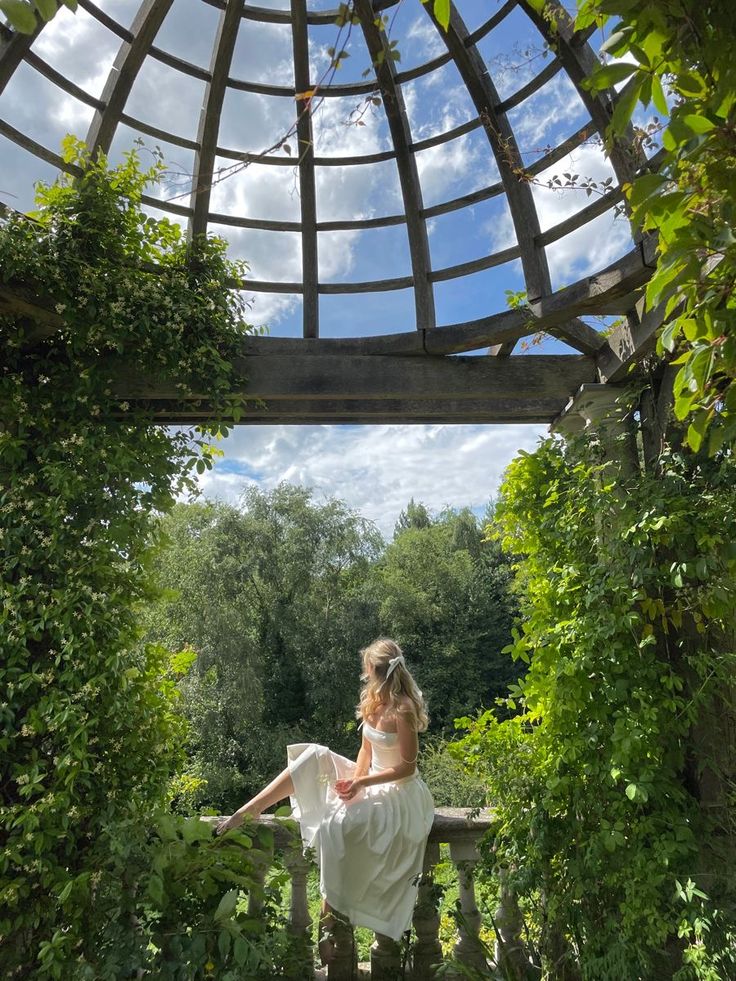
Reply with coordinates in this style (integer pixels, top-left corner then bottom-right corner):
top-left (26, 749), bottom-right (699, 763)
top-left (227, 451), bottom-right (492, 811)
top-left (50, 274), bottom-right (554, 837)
top-left (207, 808), bottom-right (533, 979)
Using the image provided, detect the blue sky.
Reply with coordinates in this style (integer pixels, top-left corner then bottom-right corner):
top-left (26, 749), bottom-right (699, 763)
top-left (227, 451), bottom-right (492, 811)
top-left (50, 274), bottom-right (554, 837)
top-left (0, 0), bottom-right (653, 533)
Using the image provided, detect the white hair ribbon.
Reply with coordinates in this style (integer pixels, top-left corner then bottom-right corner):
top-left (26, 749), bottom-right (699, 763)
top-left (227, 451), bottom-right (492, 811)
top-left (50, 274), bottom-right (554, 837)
top-left (378, 654), bottom-right (405, 690)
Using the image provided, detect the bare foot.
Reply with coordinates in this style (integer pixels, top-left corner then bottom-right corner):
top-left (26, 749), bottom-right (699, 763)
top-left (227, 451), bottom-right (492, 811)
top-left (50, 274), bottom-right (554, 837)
top-left (215, 803), bottom-right (263, 835)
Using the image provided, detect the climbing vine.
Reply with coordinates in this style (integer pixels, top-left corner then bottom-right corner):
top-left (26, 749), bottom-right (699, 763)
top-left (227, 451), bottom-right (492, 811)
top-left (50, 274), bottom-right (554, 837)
top-left (578, 0), bottom-right (736, 454)
top-left (0, 141), bottom-right (293, 978)
top-left (455, 423), bottom-right (736, 979)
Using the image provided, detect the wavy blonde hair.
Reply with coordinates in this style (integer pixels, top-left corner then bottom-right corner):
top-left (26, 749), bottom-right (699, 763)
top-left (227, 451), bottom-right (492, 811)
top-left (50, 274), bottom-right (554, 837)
top-left (356, 638), bottom-right (429, 732)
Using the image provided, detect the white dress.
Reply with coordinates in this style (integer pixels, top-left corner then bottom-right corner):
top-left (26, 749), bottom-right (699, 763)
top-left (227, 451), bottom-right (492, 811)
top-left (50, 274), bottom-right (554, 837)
top-left (286, 722), bottom-right (435, 941)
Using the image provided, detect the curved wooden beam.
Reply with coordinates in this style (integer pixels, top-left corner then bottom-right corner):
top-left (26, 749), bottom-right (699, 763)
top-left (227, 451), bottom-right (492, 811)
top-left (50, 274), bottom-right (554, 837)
top-left (4, 239), bottom-right (653, 355)
top-left (86, 0), bottom-right (174, 156)
top-left (423, 0), bottom-right (551, 334)
top-left (291, 0), bottom-right (318, 338)
top-left (0, 21), bottom-right (44, 96)
top-left (356, 0), bottom-right (435, 329)
top-left (518, 0), bottom-right (646, 185)
top-left (188, 0), bottom-right (241, 241)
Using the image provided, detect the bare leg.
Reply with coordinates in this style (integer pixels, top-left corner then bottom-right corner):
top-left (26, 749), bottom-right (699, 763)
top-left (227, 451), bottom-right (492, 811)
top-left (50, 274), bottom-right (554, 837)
top-left (216, 765), bottom-right (295, 833)
top-left (245, 765), bottom-right (295, 815)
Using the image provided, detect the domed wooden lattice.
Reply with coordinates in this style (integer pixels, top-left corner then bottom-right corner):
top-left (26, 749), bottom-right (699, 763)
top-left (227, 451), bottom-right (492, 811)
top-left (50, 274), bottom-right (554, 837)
top-left (0, 0), bottom-right (661, 424)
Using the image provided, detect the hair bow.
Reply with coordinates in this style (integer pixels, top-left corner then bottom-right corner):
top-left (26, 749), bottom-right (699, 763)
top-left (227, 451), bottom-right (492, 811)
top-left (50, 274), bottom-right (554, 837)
top-left (378, 654), bottom-right (405, 690)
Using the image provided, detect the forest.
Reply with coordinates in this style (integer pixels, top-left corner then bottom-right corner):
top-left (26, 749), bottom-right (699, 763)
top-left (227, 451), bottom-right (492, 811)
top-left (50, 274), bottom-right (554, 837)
top-left (140, 487), bottom-right (520, 815)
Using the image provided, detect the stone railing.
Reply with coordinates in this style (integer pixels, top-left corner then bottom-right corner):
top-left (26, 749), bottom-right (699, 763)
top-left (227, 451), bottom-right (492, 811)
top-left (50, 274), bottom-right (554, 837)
top-left (207, 808), bottom-right (534, 980)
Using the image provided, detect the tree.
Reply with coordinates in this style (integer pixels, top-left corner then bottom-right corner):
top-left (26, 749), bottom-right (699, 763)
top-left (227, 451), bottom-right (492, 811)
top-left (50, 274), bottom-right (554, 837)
top-left (393, 497), bottom-right (432, 537)
top-left (371, 506), bottom-right (519, 731)
top-left (142, 485), bottom-right (383, 810)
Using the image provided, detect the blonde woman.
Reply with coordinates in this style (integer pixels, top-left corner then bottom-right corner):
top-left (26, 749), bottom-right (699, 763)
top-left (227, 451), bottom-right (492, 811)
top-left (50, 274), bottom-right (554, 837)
top-left (216, 638), bottom-right (434, 952)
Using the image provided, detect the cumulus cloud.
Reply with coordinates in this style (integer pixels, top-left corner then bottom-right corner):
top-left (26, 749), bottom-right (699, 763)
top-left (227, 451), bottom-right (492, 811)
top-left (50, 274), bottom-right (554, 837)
top-left (195, 422), bottom-right (547, 536)
top-left (488, 136), bottom-right (633, 286)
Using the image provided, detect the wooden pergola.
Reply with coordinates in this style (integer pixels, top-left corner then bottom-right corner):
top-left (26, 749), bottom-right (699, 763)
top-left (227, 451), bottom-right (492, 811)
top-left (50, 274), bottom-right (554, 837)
top-left (0, 0), bottom-right (662, 425)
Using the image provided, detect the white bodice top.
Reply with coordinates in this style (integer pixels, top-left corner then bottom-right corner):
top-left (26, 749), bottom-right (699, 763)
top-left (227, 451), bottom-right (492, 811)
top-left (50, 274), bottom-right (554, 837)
top-left (362, 720), bottom-right (402, 772)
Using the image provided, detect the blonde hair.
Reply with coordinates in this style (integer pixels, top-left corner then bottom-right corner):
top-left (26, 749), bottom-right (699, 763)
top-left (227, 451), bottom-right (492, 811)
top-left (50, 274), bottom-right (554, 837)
top-left (356, 638), bottom-right (429, 732)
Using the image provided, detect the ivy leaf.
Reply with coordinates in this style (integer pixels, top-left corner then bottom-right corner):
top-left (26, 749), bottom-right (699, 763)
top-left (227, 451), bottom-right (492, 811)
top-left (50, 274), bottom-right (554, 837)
top-left (33, 0), bottom-right (57, 20)
top-left (681, 113), bottom-right (715, 134)
top-left (591, 61), bottom-right (638, 89)
top-left (433, 0), bottom-right (450, 30)
top-left (611, 73), bottom-right (645, 135)
top-left (1, 0), bottom-right (38, 32)
top-left (214, 888), bottom-right (239, 921)
top-left (651, 74), bottom-right (668, 116)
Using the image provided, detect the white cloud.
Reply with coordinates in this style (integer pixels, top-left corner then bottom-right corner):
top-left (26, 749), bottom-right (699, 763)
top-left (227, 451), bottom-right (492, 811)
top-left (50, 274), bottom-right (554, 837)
top-left (488, 139), bottom-right (633, 285)
top-left (194, 422), bottom-right (547, 536)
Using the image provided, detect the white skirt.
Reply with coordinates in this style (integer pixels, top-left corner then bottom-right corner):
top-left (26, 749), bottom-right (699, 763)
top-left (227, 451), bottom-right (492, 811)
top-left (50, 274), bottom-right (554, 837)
top-left (287, 742), bottom-right (435, 941)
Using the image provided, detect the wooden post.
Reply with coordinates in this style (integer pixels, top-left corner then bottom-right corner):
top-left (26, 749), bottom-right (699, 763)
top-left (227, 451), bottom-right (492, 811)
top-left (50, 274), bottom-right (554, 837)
top-left (412, 840), bottom-right (443, 980)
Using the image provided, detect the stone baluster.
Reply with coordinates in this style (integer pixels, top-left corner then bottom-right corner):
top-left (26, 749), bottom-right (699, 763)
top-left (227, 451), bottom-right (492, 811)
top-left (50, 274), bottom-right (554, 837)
top-left (449, 839), bottom-right (487, 974)
top-left (247, 838), bottom-right (272, 918)
top-left (493, 870), bottom-right (534, 980)
top-left (327, 909), bottom-right (357, 981)
top-left (412, 840), bottom-right (443, 979)
top-left (371, 932), bottom-right (402, 980)
top-left (283, 842), bottom-right (314, 979)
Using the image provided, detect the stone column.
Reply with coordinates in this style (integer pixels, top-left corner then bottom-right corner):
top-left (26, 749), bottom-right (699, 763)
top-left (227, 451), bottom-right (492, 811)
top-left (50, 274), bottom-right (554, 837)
top-left (412, 840), bottom-right (443, 980)
top-left (449, 838), bottom-right (487, 974)
top-left (371, 932), bottom-right (403, 980)
top-left (283, 842), bottom-right (314, 979)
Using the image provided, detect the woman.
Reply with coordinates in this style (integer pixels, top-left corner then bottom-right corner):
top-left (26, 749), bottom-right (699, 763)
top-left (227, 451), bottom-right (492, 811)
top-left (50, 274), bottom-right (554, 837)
top-left (216, 638), bottom-right (435, 950)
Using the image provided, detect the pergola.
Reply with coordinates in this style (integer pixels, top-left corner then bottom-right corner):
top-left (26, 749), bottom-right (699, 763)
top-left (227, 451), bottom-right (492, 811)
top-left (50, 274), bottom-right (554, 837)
top-left (0, 0), bottom-right (662, 425)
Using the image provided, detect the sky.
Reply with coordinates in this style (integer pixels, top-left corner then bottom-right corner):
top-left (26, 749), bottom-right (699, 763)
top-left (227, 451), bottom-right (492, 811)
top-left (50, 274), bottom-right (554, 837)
top-left (0, 0), bottom-right (655, 535)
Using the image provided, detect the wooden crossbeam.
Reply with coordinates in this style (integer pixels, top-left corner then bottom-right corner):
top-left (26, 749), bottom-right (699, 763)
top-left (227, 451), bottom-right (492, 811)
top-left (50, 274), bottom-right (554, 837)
top-left (110, 352), bottom-right (595, 403)
top-left (133, 396), bottom-right (566, 425)
top-left (0, 238), bottom-right (653, 354)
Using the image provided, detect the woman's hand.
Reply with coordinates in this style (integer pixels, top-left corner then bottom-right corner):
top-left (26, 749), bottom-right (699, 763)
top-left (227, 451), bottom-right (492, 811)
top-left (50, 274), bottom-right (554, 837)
top-left (215, 812), bottom-right (243, 835)
top-left (334, 777), bottom-right (364, 802)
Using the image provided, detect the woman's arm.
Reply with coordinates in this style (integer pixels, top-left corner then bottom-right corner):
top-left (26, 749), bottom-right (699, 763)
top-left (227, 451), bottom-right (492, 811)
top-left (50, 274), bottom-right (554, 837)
top-left (353, 733), bottom-right (372, 778)
top-left (337, 707), bottom-right (419, 799)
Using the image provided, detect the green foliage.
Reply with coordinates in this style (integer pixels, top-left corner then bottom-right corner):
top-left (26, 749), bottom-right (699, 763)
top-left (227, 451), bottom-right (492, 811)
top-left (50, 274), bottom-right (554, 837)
top-left (141, 495), bottom-right (519, 810)
top-left (0, 141), bottom-right (266, 975)
top-left (0, 0), bottom-right (75, 33)
top-left (141, 487), bottom-right (384, 811)
top-left (372, 506), bottom-right (521, 731)
top-left (455, 428), bottom-right (736, 978)
top-left (72, 812), bottom-right (302, 980)
top-left (419, 738), bottom-right (489, 809)
top-left (578, 0), bottom-right (736, 453)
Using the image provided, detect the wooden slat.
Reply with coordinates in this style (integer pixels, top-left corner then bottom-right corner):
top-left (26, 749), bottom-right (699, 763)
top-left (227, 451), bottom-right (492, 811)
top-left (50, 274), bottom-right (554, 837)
top-left (429, 245), bottom-right (521, 283)
top-left (22, 50), bottom-right (104, 109)
top-left (0, 117), bottom-right (78, 170)
top-left (356, 0), bottom-right (435, 330)
top-left (528, 235), bottom-right (656, 325)
top-left (519, 0), bottom-right (646, 186)
top-left (410, 116), bottom-right (483, 154)
top-left (86, 0), bottom-right (174, 156)
top-left (110, 352), bottom-right (595, 401)
top-left (291, 0), bottom-right (318, 338)
top-left (536, 186), bottom-right (624, 247)
top-left (424, 0), bottom-right (552, 359)
top-left (0, 21), bottom-right (44, 96)
top-left (188, 0), bottom-right (242, 241)
top-left (497, 57), bottom-right (563, 114)
top-left (596, 303), bottom-right (663, 385)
